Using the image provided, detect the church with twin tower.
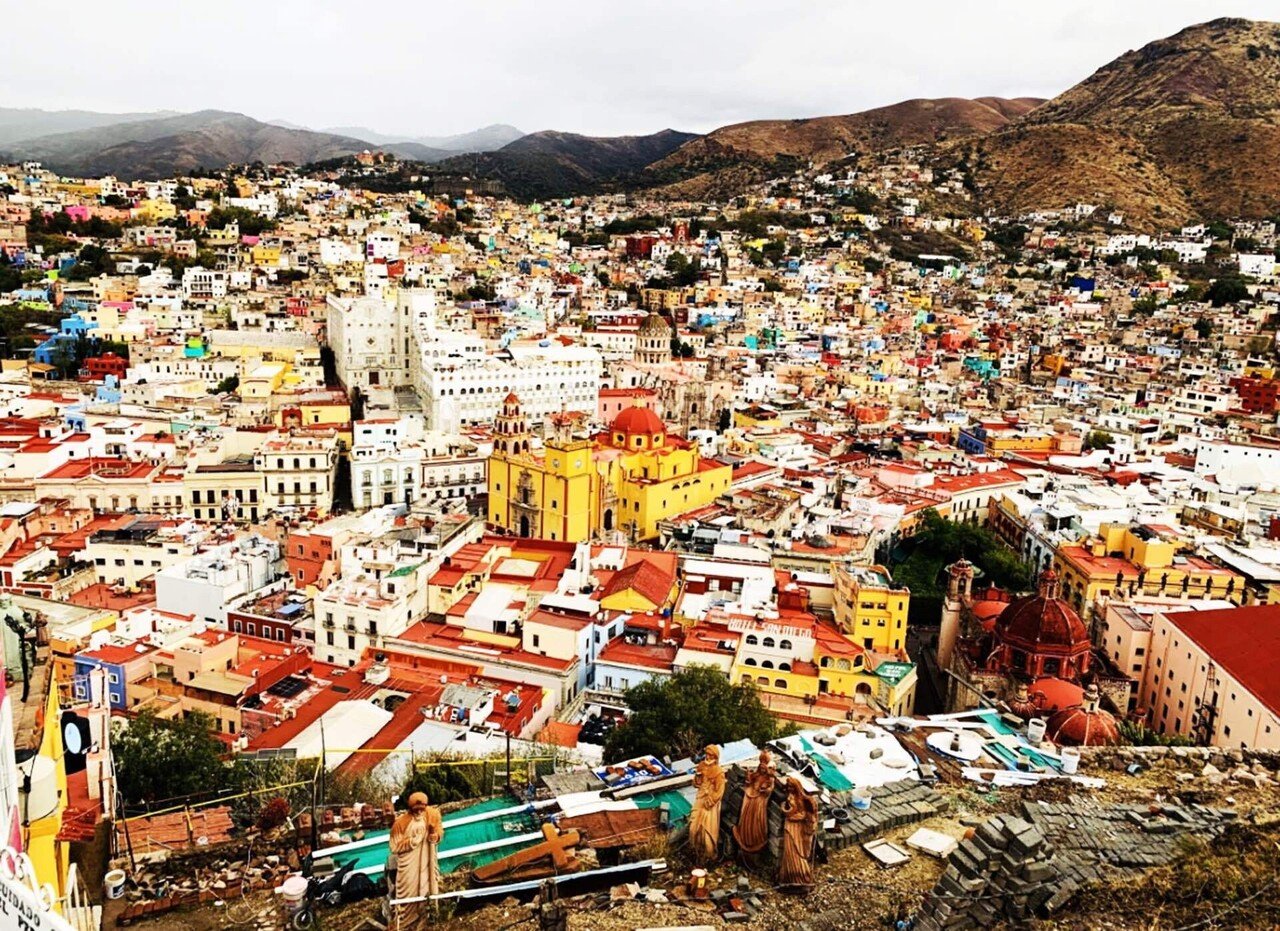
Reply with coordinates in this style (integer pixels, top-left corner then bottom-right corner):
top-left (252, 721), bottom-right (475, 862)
top-left (487, 392), bottom-right (732, 543)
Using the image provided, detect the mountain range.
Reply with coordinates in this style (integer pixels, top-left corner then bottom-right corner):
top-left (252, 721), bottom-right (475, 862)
top-left (0, 110), bottom-right (523, 177)
top-left (5, 18), bottom-right (1280, 223)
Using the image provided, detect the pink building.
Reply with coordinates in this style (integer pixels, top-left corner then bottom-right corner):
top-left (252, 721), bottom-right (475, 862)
top-left (597, 387), bottom-right (658, 424)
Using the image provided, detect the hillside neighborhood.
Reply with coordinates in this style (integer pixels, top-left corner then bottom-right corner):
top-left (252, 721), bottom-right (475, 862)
top-left (2, 12), bottom-right (1280, 931)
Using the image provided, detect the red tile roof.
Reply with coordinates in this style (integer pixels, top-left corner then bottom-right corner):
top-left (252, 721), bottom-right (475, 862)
top-left (1163, 605), bottom-right (1280, 717)
top-left (599, 557), bottom-right (674, 607)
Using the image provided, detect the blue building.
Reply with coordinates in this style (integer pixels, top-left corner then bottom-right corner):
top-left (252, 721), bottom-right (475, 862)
top-left (32, 314), bottom-right (97, 366)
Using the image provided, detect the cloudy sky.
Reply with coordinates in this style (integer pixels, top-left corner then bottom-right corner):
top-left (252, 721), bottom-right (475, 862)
top-left (5, 1), bottom-right (1278, 138)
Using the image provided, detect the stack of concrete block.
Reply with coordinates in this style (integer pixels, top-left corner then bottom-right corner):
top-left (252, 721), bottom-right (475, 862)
top-left (823, 780), bottom-right (947, 852)
top-left (915, 813), bottom-right (1065, 930)
top-left (915, 798), bottom-right (1241, 929)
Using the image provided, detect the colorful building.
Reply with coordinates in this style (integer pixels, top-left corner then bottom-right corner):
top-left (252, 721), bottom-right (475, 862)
top-left (488, 394), bottom-right (732, 542)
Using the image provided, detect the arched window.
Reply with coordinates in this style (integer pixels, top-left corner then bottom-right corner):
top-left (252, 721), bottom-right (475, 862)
top-left (745, 634), bottom-right (758, 645)
top-left (779, 639), bottom-right (793, 650)
top-left (744, 657), bottom-right (757, 666)
top-left (757, 676), bottom-right (769, 686)
top-left (819, 656), bottom-right (831, 668)
top-left (779, 662), bottom-right (791, 672)
top-left (762, 637), bottom-right (776, 648)
top-left (774, 679), bottom-right (786, 689)
top-left (761, 660), bottom-right (774, 669)
top-left (836, 658), bottom-right (851, 671)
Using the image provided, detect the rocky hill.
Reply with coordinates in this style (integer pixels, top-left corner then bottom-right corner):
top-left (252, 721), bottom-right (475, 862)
top-left (430, 128), bottom-right (698, 200)
top-left (950, 18), bottom-right (1280, 224)
top-left (644, 96), bottom-right (1044, 199)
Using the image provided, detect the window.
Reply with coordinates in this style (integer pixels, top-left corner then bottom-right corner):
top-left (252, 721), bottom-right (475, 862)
top-left (532, 634), bottom-right (540, 648)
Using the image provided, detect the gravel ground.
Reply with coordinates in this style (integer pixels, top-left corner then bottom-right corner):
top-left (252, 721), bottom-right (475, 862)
top-left (115, 758), bottom-right (1280, 931)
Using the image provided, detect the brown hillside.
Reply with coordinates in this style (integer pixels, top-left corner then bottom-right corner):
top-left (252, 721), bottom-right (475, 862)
top-left (960, 18), bottom-right (1280, 224)
top-left (644, 97), bottom-right (1043, 199)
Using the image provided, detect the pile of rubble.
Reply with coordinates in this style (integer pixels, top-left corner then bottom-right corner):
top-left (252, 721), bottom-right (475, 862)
top-left (115, 850), bottom-right (299, 926)
top-left (1081, 744), bottom-right (1280, 784)
top-left (913, 797), bottom-right (1239, 929)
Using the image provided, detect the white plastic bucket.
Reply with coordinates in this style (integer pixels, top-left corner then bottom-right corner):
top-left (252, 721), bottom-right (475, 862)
top-left (1060, 747), bottom-right (1081, 774)
top-left (104, 869), bottom-right (127, 900)
top-left (1027, 718), bottom-right (1047, 744)
top-left (278, 875), bottom-right (309, 913)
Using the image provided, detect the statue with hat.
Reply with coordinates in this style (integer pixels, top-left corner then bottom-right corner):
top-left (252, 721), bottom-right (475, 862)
top-left (389, 791), bottom-right (445, 929)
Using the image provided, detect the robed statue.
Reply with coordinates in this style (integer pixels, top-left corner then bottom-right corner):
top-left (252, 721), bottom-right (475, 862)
top-left (389, 791), bottom-right (445, 930)
top-left (687, 744), bottom-right (726, 864)
top-left (732, 749), bottom-right (776, 857)
top-left (777, 776), bottom-right (817, 891)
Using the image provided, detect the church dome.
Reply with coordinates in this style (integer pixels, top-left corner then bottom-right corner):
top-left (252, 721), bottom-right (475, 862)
top-left (1046, 704), bottom-right (1121, 747)
top-left (1028, 676), bottom-right (1084, 713)
top-left (611, 405), bottom-right (665, 438)
top-left (995, 570), bottom-right (1090, 655)
top-left (639, 313), bottom-right (672, 335)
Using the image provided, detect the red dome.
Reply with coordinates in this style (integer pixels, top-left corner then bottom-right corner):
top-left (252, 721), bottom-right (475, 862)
top-left (1046, 705), bottom-right (1121, 747)
top-left (612, 405), bottom-right (665, 437)
top-left (995, 574), bottom-right (1089, 656)
top-left (1028, 676), bottom-right (1083, 713)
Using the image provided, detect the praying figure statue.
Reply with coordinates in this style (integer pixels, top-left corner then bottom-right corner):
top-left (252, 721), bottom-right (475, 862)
top-left (777, 777), bottom-right (818, 891)
top-left (732, 749), bottom-right (776, 857)
top-left (687, 744), bottom-right (726, 864)
top-left (389, 792), bottom-right (445, 930)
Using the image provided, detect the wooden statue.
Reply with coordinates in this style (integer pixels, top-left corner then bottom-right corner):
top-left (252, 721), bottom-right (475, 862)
top-left (732, 749), bottom-right (776, 856)
top-left (389, 791), bottom-right (445, 930)
top-left (777, 777), bottom-right (817, 891)
top-left (687, 744), bottom-right (726, 865)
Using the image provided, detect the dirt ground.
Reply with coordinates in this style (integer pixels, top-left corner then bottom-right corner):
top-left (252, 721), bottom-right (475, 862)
top-left (110, 758), bottom-right (1280, 931)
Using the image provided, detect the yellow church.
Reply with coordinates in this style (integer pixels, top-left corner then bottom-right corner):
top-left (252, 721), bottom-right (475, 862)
top-left (488, 393), bottom-right (733, 543)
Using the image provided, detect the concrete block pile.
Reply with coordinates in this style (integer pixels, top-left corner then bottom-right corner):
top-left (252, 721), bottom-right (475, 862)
top-left (822, 780), bottom-right (947, 852)
top-left (914, 797), bottom-right (1238, 929)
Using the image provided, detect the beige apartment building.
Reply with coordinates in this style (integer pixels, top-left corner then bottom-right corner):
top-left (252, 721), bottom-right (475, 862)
top-left (1100, 601), bottom-right (1280, 748)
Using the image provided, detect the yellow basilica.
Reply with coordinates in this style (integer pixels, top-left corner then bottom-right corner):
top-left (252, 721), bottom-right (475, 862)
top-left (487, 393), bottom-right (733, 542)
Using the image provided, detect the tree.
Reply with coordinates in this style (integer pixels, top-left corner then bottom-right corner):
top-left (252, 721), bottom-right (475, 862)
top-left (1207, 276), bottom-right (1249, 307)
top-left (1085, 430), bottom-right (1115, 451)
top-left (66, 244), bottom-right (115, 281)
top-left (1132, 293), bottom-right (1160, 315)
top-left (603, 665), bottom-right (780, 763)
top-left (212, 374), bottom-right (240, 394)
top-left (891, 509), bottom-right (1032, 626)
top-left (114, 709), bottom-right (227, 806)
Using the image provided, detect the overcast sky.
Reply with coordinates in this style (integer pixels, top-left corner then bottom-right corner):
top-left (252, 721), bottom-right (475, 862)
top-left (4, 1), bottom-right (1278, 138)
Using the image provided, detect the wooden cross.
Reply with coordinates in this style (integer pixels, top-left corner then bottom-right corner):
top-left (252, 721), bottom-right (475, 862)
top-left (472, 823), bottom-right (582, 883)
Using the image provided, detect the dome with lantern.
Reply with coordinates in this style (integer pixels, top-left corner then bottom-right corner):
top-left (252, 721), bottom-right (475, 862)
top-left (1045, 683), bottom-right (1122, 747)
top-left (610, 402), bottom-right (667, 451)
top-left (987, 570), bottom-right (1093, 681)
